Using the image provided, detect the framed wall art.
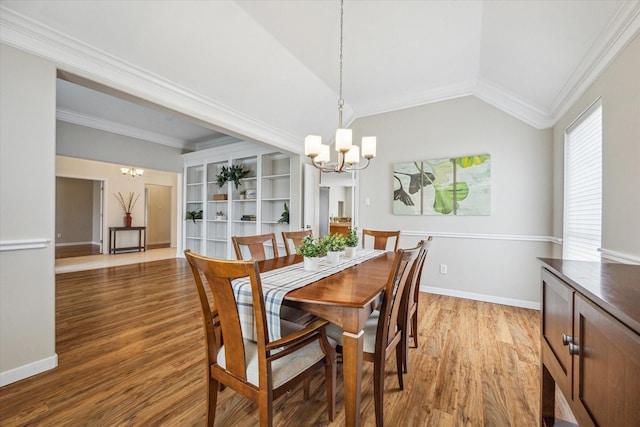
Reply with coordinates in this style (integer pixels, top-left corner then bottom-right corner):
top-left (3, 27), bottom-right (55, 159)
top-left (393, 154), bottom-right (491, 216)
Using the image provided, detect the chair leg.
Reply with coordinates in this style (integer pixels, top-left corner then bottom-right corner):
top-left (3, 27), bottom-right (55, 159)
top-left (395, 343), bottom-right (404, 390)
top-left (402, 326), bottom-right (409, 374)
top-left (207, 377), bottom-right (219, 427)
top-left (411, 311), bottom-right (418, 348)
top-left (373, 359), bottom-right (385, 427)
top-left (303, 377), bottom-right (310, 401)
top-left (258, 389), bottom-right (273, 427)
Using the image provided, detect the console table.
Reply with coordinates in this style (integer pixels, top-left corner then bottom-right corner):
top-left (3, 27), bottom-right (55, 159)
top-left (538, 258), bottom-right (639, 427)
top-left (108, 226), bottom-right (146, 254)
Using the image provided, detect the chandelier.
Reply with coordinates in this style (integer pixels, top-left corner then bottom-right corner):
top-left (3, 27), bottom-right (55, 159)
top-left (304, 0), bottom-right (376, 173)
top-left (120, 166), bottom-right (144, 178)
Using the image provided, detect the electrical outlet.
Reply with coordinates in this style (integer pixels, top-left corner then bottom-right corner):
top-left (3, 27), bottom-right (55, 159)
top-left (439, 264), bottom-right (447, 274)
top-left (57, 233), bottom-right (62, 238)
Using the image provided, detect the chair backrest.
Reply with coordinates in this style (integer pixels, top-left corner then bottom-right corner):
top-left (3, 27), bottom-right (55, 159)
top-left (410, 237), bottom-right (432, 305)
top-left (232, 233), bottom-right (279, 261)
top-left (281, 230), bottom-right (312, 256)
top-left (376, 243), bottom-right (421, 353)
top-left (362, 229), bottom-right (401, 252)
top-left (184, 250), bottom-right (270, 382)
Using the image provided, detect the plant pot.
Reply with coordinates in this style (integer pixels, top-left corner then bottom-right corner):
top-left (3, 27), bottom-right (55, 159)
top-left (303, 256), bottom-right (319, 271)
top-left (124, 213), bottom-right (132, 227)
top-left (345, 246), bottom-right (357, 258)
top-left (326, 251), bottom-right (340, 264)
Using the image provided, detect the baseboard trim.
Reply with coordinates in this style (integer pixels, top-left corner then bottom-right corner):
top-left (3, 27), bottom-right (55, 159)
top-left (421, 285), bottom-right (540, 310)
top-left (55, 241), bottom-right (98, 247)
top-left (0, 353), bottom-right (58, 386)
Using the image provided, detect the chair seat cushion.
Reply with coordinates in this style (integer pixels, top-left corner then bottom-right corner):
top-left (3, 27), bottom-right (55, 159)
top-left (217, 337), bottom-right (329, 389)
top-left (326, 310), bottom-right (380, 354)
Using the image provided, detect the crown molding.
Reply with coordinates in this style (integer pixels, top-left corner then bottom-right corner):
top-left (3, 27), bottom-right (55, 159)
top-left (473, 78), bottom-right (553, 129)
top-left (56, 108), bottom-right (191, 150)
top-left (0, 6), bottom-right (303, 155)
top-left (355, 78), bottom-right (554, 129)
top-left (550, 2), bottom-right (640, 122)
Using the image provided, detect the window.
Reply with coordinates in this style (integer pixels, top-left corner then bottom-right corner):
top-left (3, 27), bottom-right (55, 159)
top-left (563, 101), bottom-right (602, 261)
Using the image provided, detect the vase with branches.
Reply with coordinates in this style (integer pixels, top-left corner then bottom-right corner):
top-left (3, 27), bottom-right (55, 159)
top-left (115, 192), bottom-right (140, 227)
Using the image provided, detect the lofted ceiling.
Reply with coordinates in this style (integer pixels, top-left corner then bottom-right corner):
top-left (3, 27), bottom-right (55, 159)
top-left (1, 0), bottom-right (639, 152)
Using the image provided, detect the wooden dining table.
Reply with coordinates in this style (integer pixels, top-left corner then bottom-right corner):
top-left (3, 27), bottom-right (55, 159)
top-left (257, 251), bottom-right (396, 427)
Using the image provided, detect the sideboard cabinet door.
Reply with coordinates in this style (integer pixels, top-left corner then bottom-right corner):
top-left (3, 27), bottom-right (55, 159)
top-left (572, 294), bottom-right (640, 427)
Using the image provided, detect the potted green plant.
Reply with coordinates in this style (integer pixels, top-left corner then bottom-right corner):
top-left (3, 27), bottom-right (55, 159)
top-left (216, 164), bottom-right (250, 190)
top-left (186, 209), bottom-right (203, 223)
top-left (321, 233), bottom-right (346, 264)
top-left (296, 235), bottom-right (324, 271)
top-left (277, 203), bottom-right (289, 224)
top-left (344, 228), bottom-right (358, 258)
top-left (215, 210), bottom-right (224, 220)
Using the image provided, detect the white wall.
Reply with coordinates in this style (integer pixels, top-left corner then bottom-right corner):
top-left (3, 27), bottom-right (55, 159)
top-left (353, 96), bottom-right (554, 306)
top-left (552, 33), bottom-right (640, 264)
top-left (0, 44), bottom-right (57, 385)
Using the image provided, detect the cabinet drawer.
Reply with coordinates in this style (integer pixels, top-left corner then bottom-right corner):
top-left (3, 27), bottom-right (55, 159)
top-left (541, 269), bottom-right (574, 398)
top-left (572, 294), bottom-right (640, 427)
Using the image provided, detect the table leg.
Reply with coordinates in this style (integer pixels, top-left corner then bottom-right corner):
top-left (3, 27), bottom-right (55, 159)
top-left (342, 330), bottom-right (364, 427)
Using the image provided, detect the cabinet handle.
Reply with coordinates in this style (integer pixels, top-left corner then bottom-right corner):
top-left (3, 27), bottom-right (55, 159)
top-left (562, 333), bottom-right (572, 346)
top-left (569, 342), bottom-right (580, 356)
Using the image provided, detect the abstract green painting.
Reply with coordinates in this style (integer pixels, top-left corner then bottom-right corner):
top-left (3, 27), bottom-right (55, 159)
top-left (393, 154), bottom-right (491, 215)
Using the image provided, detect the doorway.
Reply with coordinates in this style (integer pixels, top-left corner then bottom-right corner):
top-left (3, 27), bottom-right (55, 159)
top-left (145, 184), bottom-right (172, 249)
top-left (55, 177), bottom-right (103, 258)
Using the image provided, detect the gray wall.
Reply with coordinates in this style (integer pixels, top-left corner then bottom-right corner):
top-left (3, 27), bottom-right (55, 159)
top-left (55, 177), bottom-right (96, 244)
top-left (56, 121), bottom-right (184, 173)
top-left (353, 96), bottom-right (554, 306)
top-left (551, 33), bottom-right (640, 263)
top-left (0, 43), bottom-right (57, 383)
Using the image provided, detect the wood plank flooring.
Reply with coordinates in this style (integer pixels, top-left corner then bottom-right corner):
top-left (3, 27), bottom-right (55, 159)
top-left (0, 258), bottom-right (541, 426)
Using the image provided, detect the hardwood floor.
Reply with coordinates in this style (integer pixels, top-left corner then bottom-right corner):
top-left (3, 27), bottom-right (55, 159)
top-left (55, 243), bottom-right (102, 259)
top-left (0, 259), bottom-right (541, 426)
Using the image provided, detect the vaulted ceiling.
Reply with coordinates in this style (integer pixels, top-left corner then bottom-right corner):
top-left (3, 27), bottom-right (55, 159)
top-left (1, 1), bottom-right (639, 152)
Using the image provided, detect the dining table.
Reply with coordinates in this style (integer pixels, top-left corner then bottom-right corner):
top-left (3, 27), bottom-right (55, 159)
top-left (256, 251), bottom-right (397, 427)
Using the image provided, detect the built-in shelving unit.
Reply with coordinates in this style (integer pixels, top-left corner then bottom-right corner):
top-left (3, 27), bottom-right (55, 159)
top-left (182, 142), bottom-right (300, 259)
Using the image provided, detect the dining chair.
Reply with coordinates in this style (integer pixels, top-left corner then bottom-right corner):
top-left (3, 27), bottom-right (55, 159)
top-left (184, 250), bottom-right (337, 427)
top-left (232, 233), bottom-right (279, 261)
top-left (400, 237), bottom-right (432, 373)
top-left (362, 229), bottom-right (401, 252)
top-left (281, 229), bottom-right (312, 256)
top-left (326, 243), bottom-right (421, 427)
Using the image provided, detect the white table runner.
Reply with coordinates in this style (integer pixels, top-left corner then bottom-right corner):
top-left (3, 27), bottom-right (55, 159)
top-left (232, 249), bottom-right (385, 342)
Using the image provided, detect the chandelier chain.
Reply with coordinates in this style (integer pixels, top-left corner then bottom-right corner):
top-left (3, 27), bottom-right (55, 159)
top-left (338, 0), bottom-right (344, 128)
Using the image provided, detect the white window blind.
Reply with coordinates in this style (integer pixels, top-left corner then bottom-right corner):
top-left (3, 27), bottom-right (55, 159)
top-left (563, 102), bottom-right (602, 261)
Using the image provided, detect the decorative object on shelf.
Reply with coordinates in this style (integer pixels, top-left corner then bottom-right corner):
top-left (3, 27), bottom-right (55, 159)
top-left (296, 235), bottom-right (324, 271)
top-left (216, 164), bottom-right (250, 189)
top-left (240, 215), bottom-right (256, 222)
top-left (304, 0), bottom-right (376, 173)
top-left (393, 154), bottom-right (491, 216)
top-left (215, 211), bottom-right (225, 220)
top-left (186, 209), bottom-right (203, 223)
top-left (120, 166), bottom-right (144, 178)
top-left (245, 189), bottom-right (256, 199)
top-left (277, 203), bottom-right (290, 224)
top-left (114, 192), bottom-right (140, 227)
top-left (213, 194), bottom-right (228, 201)
top-left (321, 233), bottom-right (346, 264)
top-left (344, 228), bottom-right (358, 258)
top-left (239, 190), bottom-right (246, 200)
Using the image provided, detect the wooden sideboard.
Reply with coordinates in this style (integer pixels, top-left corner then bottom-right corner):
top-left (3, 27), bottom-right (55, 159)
top-left (538, 258), bottom-right (640, 427)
